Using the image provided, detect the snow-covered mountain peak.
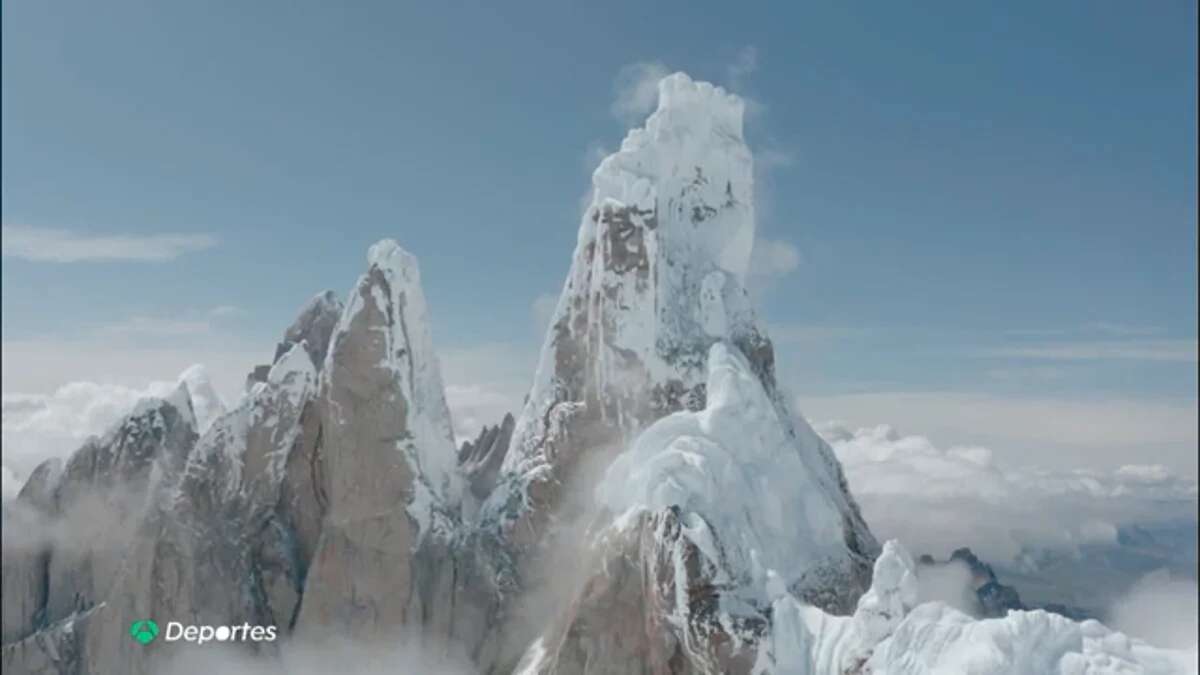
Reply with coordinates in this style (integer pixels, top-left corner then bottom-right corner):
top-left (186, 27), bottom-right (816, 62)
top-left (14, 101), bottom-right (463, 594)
top-left (366, 237), bottom-right (419, 273)
top-left (648, 72), bottom-right (744, 138)
top-left (176, 364), bottom-right (225, 433)
top-left (271, 290), bottom-right (343, 374)
top-left (495, 73), bottom-right (765, 499)
top-left (593, 71), bottom-right (754, 287)
top-left (267, 340), bottom-right (316, 390)
top-left (322, 238), bottom-right (460, 513)
top-left (482, 77), bottom-right (876, 645)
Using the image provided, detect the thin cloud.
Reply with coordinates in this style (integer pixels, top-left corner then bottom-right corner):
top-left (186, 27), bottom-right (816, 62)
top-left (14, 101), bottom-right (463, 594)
top-left (438, 341), bottom-right (536, 443)
top-left (531, 292), bottom-right (558, 338)
top-left (2, 223), bottom-right (218, 263)
top-left (94, 306), bottom-right (245, 339)
top-left (768, 323), bottom-right (866, 347)
top-left (984, 366), bottom-right (1067, 382)
top-left (984, 339), bottom-right (1198, 363)
top-left (747, 236), bottom-right (802, 294)
top-left (797, 391), bottom-right (1199, 475)
top-left (610, 61), bottom-right (670, 125)
top-left (1005, 323), bottom-right (1165, 339)
top-left (1084, 322), bottom-right (1164, 337)
top-left (726, 45), bottom-right (759, 91)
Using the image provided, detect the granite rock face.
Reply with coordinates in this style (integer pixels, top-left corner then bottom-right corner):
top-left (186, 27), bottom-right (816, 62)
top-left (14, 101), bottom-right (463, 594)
top-left (1, 459), bottom-right (63, 644)
top-left (3, 74), bottom-right (886, 675)
top-left (1, 295), bottom-right (339, 674)
top-left (273, 290), bottom-right (343, 370)
top-left (294, 241), bottom-right (462, 638)
top-left (515, 507), bottom-right (767, 675)
top-left (1, 388), bottom-right (199, 674)
top-left (468, 75), bottom-right (877, 668)
top-left (481, 75), bottom-right (875, 596)
top-left (459, 413), bottom-right (515, 504)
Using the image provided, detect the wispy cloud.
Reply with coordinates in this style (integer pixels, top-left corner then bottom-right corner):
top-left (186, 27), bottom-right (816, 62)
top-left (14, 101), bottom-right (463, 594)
top-left (726, 45), bottom-right (759, 91)
top-left (750, 237), bottom-right (802, 275)
top-left (984, 339), bottom-right (1198, 363)
top-left (769, 323), bottom-right (865, 346)
top-left (1084, 322), bottom-right (1164, 337)
top-left (609, 61), bottom-right (670, 124)
top-left (531, 292), bottom-right (558, 338)
top-left (2, 305), bottom-right (256, 406)
top-left (984, 366), bottom-right (1067, 382)
top-left (93, 306), bottom-right (244, 339)
top-left (746, 236), bottom-right (802, 295)
top-left (2, 223), bottom-right (218, 263)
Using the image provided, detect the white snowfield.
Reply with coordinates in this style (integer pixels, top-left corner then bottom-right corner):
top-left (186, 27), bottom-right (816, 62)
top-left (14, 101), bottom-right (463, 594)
top-left (766, 541), bottom-right (1199, 675)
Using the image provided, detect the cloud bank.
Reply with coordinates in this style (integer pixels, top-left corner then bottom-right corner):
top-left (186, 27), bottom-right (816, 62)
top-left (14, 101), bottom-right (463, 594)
top-left (819, 421), bottom-right (1198, 564)
top-left (1108, 570), bottom-right (1200, 650)
top-left (1, 366), bottom-right (225, 495)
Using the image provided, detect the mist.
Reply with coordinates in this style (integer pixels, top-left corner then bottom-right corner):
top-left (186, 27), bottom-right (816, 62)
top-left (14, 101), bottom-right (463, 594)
top-left (1107, 570), bottom-right (1199, 651)
top-left (915, 560), bottom-right (981, 617)
top-left (154, 635), bottom-right (478, 675)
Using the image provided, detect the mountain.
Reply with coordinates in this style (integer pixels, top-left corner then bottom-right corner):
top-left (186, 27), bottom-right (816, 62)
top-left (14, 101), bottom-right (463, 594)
top-left (2, 72), bottom-right (1194, 675)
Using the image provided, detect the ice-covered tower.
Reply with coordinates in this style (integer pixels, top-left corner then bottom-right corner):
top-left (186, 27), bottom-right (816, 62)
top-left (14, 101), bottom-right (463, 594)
top-left (483, 74), bottom-right (875, 580)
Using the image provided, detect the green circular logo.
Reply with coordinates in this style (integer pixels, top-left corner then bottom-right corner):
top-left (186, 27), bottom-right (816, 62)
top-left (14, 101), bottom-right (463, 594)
top-left (129, 619), bottom-right (159, 645)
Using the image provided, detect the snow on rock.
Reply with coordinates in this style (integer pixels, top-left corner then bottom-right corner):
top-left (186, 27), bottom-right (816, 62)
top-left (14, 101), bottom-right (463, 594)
top-left (4, 385), bottom-right (199, 652)
top-left (762, 539), bottom-right (1197, 675)
top-left (274, 289), bottom-right (343, 371)
top-left (482, 74), bottom-right (874, 603)
top-left (323, 238), bottom-right (460, 511)
top-left (176, 364), bottom-right (225, 434)
top-left (180, 342), bottom-right (317, 500)
top-left (596, 341), bottom-right (873, 611)
top-left (295, 239), bottom-right (465, 638)
top-left (867, 604), bottom-right (1197, 674)
top-left (499, 72), bottom-right (758, 487)
top-left (852, 540), bottom-right (921, 649)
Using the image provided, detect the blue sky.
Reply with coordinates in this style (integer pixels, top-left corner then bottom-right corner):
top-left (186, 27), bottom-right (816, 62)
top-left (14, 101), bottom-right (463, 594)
top-left (3, 1), bottom-right (1196, 474)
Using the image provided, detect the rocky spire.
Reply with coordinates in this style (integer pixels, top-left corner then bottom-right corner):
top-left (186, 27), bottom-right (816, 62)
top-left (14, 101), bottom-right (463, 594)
top-left (295, 239), bottom-right (462, 637)
top-left (482, 74), bottom-right (874, 578)
top-left (458, 412), bottom-right (515, 502)
top-left (274, 289), bottom-right (343, 371)
top-left (0, 386), bottom-right (198, 664)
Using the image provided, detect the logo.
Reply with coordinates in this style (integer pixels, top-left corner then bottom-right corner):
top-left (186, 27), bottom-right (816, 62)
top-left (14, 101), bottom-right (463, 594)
top-left (129, 619), bottom-right (160, 645)
top-left (127, 619), bottom-right (277, 647)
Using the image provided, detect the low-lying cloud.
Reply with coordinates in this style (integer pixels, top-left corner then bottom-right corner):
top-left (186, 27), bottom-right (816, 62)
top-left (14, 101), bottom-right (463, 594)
top-left (1, 366), bottom-right (225, 495)
top-left (819, 421), bottom-right (1198, 564)
top-left (2, 381), bottom-right (179, 484)
top-left (1108, 569), bottom-right (1199, 650)
top-left (156, 633), bottom-right (477, 675)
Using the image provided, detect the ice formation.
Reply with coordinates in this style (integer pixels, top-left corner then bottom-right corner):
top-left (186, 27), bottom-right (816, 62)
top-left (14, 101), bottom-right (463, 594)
top-left (596, 342), bottom-right (868, 609)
